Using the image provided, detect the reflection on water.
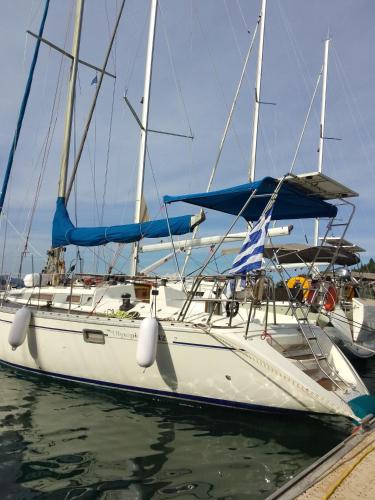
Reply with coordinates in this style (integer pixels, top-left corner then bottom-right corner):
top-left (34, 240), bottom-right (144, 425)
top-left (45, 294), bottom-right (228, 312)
top-left (0, 365), bottom-right (358, 499)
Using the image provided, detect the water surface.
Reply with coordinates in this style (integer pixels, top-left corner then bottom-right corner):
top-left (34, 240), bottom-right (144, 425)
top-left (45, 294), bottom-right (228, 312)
top-left (1, 362), bottom-right (371, 499)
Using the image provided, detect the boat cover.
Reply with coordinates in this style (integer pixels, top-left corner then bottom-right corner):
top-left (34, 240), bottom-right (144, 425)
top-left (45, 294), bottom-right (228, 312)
top-left (163, 176), bottom-right (338, 221)
top-left (52, 197), bottom-right (195, 248)
top-left (263, 243), bottom-right (360, 266)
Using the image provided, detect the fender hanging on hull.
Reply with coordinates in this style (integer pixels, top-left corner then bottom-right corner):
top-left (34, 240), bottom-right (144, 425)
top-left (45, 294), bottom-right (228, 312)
top-left (8, 307), bottom-right (31, 351)
top-left (136, 317), bottom-right (159, 367)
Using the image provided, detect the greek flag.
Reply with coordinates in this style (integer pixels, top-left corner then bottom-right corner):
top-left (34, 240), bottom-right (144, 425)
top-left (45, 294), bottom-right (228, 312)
top-left (228, 207), bottom-right (273, 275)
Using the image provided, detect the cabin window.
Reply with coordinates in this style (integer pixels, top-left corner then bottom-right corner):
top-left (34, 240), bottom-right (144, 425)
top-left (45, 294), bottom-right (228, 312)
top-left (66, 295), bottom-right (81, 304)
top-left (83, 329), bottom-right (105, 344)
top-left (31, 293), bottom-right (53, 301)
top-left (134, 284), bottom-right (151, 303)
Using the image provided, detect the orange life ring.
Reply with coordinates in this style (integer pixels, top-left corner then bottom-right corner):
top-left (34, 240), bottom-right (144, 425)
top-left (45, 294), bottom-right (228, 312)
top-left (324, 285), bottom-right (337, 312)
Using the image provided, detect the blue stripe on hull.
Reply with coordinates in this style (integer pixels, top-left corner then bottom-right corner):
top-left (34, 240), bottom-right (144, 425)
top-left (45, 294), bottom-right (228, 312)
top-left (0, 358), bottom-right (309, 416)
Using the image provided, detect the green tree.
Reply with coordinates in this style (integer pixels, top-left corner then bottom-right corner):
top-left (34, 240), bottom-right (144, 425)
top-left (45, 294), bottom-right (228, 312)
top-left (358, 258), bottom-right (375, 273)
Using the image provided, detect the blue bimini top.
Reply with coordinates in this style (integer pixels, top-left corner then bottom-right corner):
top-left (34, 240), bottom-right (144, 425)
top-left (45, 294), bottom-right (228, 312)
top-left (163, 176), bottom-right (338, 222)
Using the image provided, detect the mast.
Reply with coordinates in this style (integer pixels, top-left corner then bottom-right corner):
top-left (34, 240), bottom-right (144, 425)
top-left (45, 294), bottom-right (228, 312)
top-left (130, 0), bottom-right (158, 275)
top-left (248, 0), bottom-right (267, 182)
top-left (65, 0), bottom-right (126, 202)
top-left (49, 0), bottom-right (84, 280)
top-left (58, 0), bottom-right (85, 199)
top-left (314, 37), bottom-right (330, 246)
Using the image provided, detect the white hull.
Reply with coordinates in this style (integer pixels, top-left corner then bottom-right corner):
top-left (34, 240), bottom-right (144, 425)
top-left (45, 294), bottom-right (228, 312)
top-left (0, 304), bottom-right (368, 419)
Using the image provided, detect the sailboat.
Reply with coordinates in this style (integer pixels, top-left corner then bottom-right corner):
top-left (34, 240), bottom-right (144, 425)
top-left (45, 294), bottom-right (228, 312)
top-left (263, 38), bottom-right (375, 359)
top-left (0, 0), bottom-right (374, 422)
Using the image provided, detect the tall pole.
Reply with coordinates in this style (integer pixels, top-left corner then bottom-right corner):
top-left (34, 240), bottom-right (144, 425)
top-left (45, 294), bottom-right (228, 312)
top-left (51, 0), bottom-right (84, 281)
top-left (65, 0), bottom-right (126, 202)
top-left (314, 37), bottom-right (330, 246)
top-left (248, 0), bottom-right (266, 182)
top-left (58, 0), bottom-right (85, 199)
top-left (130, 0), bottom-right (158, 275)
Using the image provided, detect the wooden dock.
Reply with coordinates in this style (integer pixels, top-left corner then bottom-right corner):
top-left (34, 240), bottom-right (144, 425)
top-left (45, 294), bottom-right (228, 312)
top-left (268, 417), bottom-right (375, 499)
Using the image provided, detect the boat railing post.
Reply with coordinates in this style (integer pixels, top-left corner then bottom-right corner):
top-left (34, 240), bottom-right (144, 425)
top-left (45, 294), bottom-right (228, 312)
top-left (270, 277), bottom-right (277, 324)
top-left (228, 291), bottom-right (236, 328)
top-left (264, 280), bottom-right (270, 332)
top-left (206, 277), bottom-right (221, 324)
top-left (245, 295), bottom-right (254, 339)
top-left (36, 271), bottom-right (42, 310)
top-left (68, 271), bottom-right (75, 314)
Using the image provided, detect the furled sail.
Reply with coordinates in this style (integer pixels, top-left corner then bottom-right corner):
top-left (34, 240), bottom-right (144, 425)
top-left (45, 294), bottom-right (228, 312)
top-left (52, 197), bottom-right (200, 248)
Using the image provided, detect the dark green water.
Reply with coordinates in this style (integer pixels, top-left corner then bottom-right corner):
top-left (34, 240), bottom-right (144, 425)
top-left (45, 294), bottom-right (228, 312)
top-left (0, 360), bottom-right (374, 500)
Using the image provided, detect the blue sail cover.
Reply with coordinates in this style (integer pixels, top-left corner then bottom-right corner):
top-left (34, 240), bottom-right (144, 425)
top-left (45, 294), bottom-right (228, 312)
top-left (164, 177), bottom-right (338, 221)
top-left (52, 197), bottom-right (195, 248)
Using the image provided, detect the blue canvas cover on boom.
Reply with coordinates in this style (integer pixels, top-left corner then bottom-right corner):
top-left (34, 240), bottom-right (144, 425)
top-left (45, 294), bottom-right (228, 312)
top-left (52, 197), bottom-right (198, 248)
top-left (163, 176), bottom-right (338, 221)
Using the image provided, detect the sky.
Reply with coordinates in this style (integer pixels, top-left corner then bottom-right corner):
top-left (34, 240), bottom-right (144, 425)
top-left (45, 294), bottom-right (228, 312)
top-left (0, 0), bottom-right (374, 276)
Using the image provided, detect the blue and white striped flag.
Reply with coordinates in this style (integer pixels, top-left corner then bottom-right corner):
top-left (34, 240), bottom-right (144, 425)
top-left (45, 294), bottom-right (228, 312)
top-left (228, 207), bottom-right (273, 275)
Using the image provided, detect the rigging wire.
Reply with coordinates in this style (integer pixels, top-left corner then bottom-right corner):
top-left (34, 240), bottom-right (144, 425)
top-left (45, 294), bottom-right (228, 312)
top-left (2, 212), bottom-right (44, 258)
top-left (289, 68), bottom-right (322, 174)
top-left (18, 3), bottom-right (74, 266)
top-left (276, 0), bottom-right (316, 106)
top-left (99, 4), bottom-right (119, 271)
top-left (28, 0), bottom-right (43, 29)
top-left (0, 197), bottom-right (10, 276)
top-left (124, 15), bottom-right (148, 88)
top-left (224, 0), bottom-right (250, 88)
top-left (84, 245), bottom-right (123, 275)
top-left (164, 203), bottom-right (186, 292)
top-left (98, 1), bottom-right (119, 229)
top-left (20, 14), bottom-right (73, 260)
top-left (99, 77), bottom-right (117, 226)
top-left (258, 119), bottom-right (278, 178)
top-left (23, 1), bottom-right (44, 74)
top-left (181, 11), bottom-right (260, 275)
top-left (191, 2), bottom-right (247, 168)
top-left (236, 0), bottom-right (250, 31)
top-left (332, 45), bottom-right (375, 182)
top-left (158, 2), bottom-right (194, 138)
top-left (105, 0), bottom-right (117, 70)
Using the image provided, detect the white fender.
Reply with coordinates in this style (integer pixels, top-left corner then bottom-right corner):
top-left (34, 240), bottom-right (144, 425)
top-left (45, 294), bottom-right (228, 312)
top-left (9, 307), bottom-right (31, 351)
top-left (23, 273), bottom-right (40, 287)
top-left (136, 317), bottom-right (159, 368)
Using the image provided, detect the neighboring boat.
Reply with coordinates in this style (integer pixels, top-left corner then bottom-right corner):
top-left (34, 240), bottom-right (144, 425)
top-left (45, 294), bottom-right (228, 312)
top-left (266, 240), bottom-right (375, 359)
top-left (0, 0), bottom-right (374, 423)
top-left (317, 266), bottom-right (375, 359)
